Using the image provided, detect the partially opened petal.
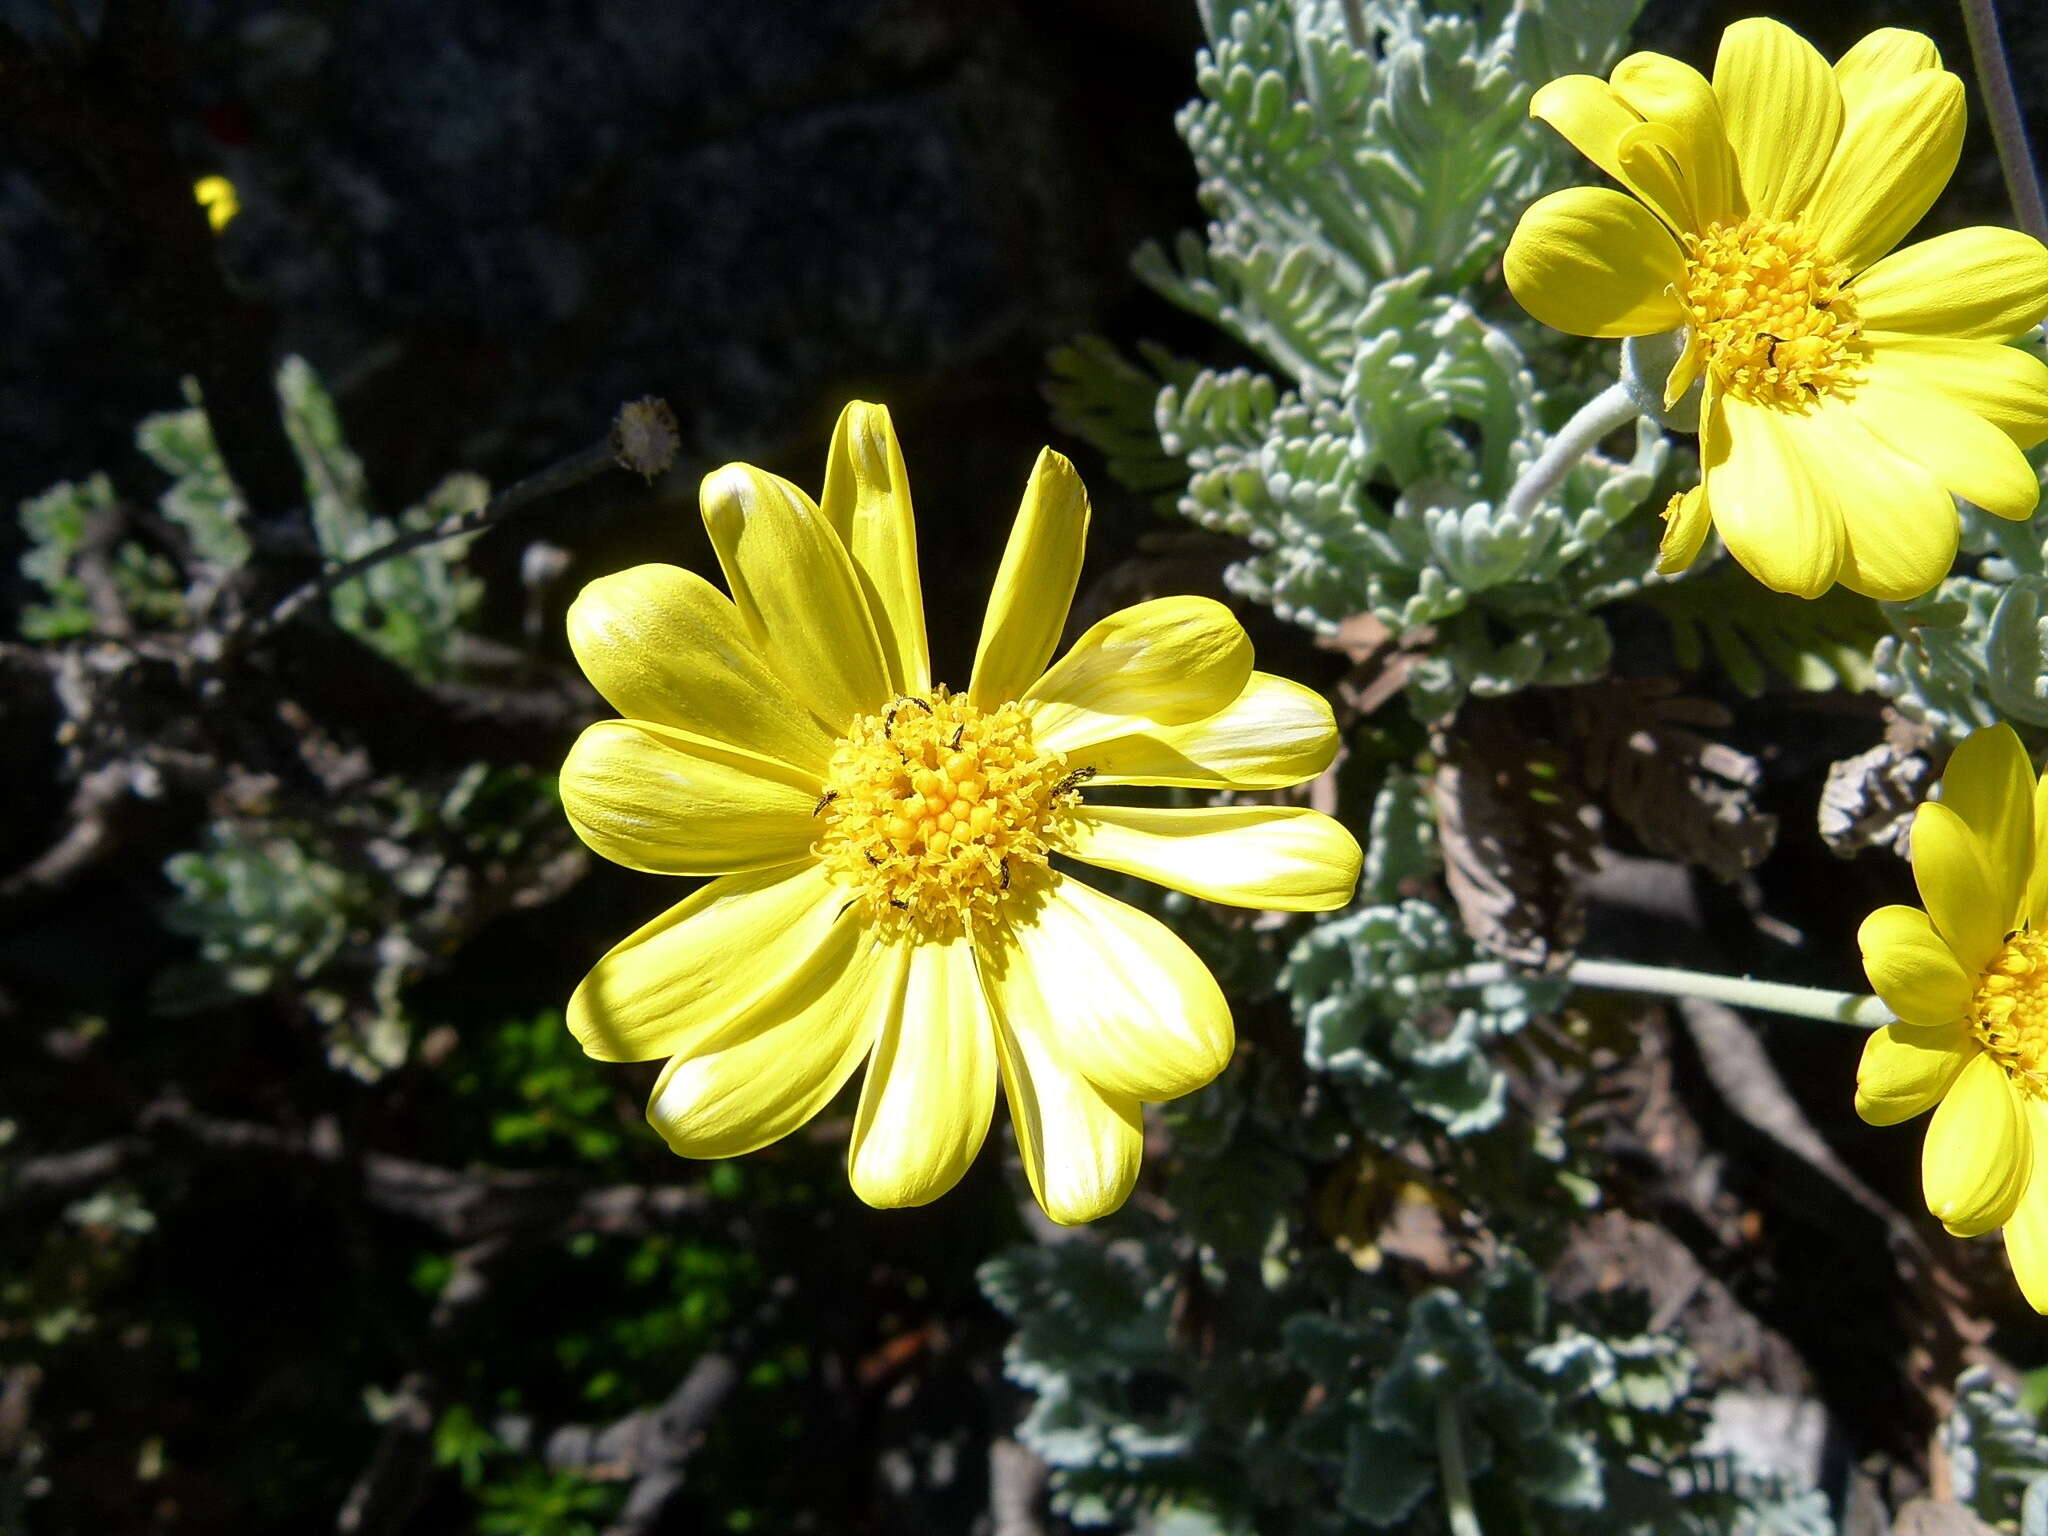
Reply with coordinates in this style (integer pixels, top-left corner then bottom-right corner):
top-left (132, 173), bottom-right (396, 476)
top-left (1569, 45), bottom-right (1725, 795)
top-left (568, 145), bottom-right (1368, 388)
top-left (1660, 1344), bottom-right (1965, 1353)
top-left (561, 719), bottom-right (820, 876)
top-left (846, 935), bottom-right (997, 1209)
top-left (1939, 724), bottom-right (2035, 927)
top-left (819, 402), bottom-right (930, 697)
top-left (1610, 51), bottom-right (1741, 225)
top-left (985, 959), bottom-right (1143, 1226)
top-left (1834, 29), bottom-right (1941, 123)
top-left (1912, 800), bottom-right (2005, 973)
top-left (567, 861), bottom-right (843, 1062)
top-left (1854, 1019), bottom-right (1976, 1126)
top-left (1529, 75), bottom-right (1672, 228)
top-left (980, 875), bottom-right (1233, 1103)
top-left (1066, 804), bottom-right (1361, 913)
top-left (1083, 672), bottom-right (1338, 790)
top-left (1796, 399), bottom-right (1955, 602)
top-left (647, 927), bottom-right (901, 1160)
top-left (1712, 18), bottom-right (1842, 218)
top-left (1700, 394), bottom-right (1844, 599)
top-left (1805, 69), bottom-right (1963, 274)
top-left (1655, 486), bottom-right (1712, 575)
top-left (1504, 188), bottom-right (1688, 338)
top-left (1023, 596), bottom-right (1253, 754)
top-left (567, 565), bottom-right (838, 772)
top-left (1858, 904), bottom-right (1976, 1028)
top-left (1853, 227), bottom-right (2048, 341)
top-left (1923, 1050), bottom-right (2031, 1237)
top-left (2005, 1100), bottom-right (2048, 1313)
top-left (1848, 371), bottom-right (2040, 521)
top-left (701, 463), bottom-right (890, 728)
top-left (968, 449), bottom-right (1090, 712)
top-left (1862, 335), bottom-right (2048, 449)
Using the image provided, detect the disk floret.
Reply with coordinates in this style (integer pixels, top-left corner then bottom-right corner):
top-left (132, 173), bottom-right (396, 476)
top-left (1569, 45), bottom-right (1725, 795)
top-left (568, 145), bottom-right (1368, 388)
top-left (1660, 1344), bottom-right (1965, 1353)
top-left (1975, 931), bottom-right (2048, 1094)
top-left (1679, 215), bottom-right (1863, 407)
top-left (816, 688), bottom-right (1077, 940)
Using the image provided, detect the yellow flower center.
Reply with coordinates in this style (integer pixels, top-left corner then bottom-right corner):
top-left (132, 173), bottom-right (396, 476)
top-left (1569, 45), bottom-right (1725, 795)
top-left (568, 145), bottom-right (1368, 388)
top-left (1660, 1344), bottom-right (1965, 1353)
top-left (814, 688), bottom-right (1082, 941)
top-left (1973, 931), bottom-right (2048, 1094)
top-left (1679, 215), bottom-right (1864, 408)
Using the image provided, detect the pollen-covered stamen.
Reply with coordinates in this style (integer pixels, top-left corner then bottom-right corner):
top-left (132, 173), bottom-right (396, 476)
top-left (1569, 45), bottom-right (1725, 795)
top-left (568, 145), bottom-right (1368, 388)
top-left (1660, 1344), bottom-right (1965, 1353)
top-left (815, 688), bottom-right (1080, 940)
top-left (1679, 215), bottom-right (1863, 408)
top-left (1973, 931), bottom-right (2048, 1096)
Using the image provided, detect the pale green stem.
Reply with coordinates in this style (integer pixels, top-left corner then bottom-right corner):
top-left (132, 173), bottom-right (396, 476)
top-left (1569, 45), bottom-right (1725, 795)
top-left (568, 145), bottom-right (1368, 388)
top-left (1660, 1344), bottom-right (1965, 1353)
top-left (1499, 382), bottom-right (1640, 526)
top-left (1398, 957), bottom-right (1892, 1030)
top-left (1437, 1396), bottom-right (1483, 1536)
top-left (1960, 0), bottom-right (2048, 248)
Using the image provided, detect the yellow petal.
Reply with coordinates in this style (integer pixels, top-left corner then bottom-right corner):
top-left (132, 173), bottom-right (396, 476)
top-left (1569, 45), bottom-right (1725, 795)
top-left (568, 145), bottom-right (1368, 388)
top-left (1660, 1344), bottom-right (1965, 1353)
top-left (1655, 486), bottom-right (1711, 575)
top-left (566, 564), bottom-right (837, 773)
top-left (1065, 804), bottom-right (1362, 913)
top-left (980, 875), bottom-right (1233, 1103)
top-left (985, 960), bottom-right (1144, 1227)
top-left (1834, 29), bottom-right (1942, 124)
top-left (2004, 1099), bottom-right (2048, 1312)
top-left (1912, 800), bottom-right (2005, 974)
top-left (819, 402), bottom-right (931, 697)
top-left (1712, 17), bottom-right (1843, 218)
top-left (1858, 904), bottom-right (1975, 1028)
top-left (2028, 771), bottom-right (2048, 928)
top-left (1793, 398), bottom-right (1954, 602)
top-left (1939, 724), bottom-right (2035, 928)
top-left (1923, 1050), bottom-right (2031, 1237)
top-left (1503, 188), bottom-right (1688, 338)
top-left (1022, 596), bottom-right (1254, 755)
top-left (1847, 369), bottom-right (2040, 521)
top-left (646, 926), bottom-right (900, 1159)
top-left (1700, 393), bottom-right (1844, 599)
top-left (1855, 1019), bottom-right (1976, 1125)
top-left (846, 934), bottom-right (997, 1209)
top-left (1083, 672), bottom-right (1338, 790)
top-left (700, 463), bottom-right (891, 728)
top-left (567, 861), bottom-right (845, 1062)
top-left (1610, 51), bottom-right (1742, 225)
top-left (560, 719), bottom-right (820, 876)
top-left (1861, 334), bottom-right (2048, 450)
top-left (1804, 69), bottom-right (1963, 274)
top-left (1529, 74), bottom-right (1673, 228)
top-left (968, 449), bottom-right (1090, 712)
top-left (1853, 227), bottom-right (2048, 341)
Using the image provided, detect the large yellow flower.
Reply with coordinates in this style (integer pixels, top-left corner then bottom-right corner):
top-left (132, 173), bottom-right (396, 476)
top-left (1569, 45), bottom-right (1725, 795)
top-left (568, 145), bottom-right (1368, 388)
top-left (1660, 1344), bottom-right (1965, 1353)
top-left (1855, 724), bottom-right (2048, 1307)
top-left (1505, 21), bottom-right (2048, 602)
top-left (559, 402), bottom-right (1362, 1224)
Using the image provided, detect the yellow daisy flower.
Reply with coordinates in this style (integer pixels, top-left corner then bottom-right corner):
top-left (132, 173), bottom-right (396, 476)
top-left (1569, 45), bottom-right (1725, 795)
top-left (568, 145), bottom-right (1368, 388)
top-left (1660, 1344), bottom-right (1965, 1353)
top-left (1855, 724), bottom-right (2048, 1307)
top-left (1505, 21), bottom-right (2048, 602)
top-left (559, 402), bottom-right (1362, 1224)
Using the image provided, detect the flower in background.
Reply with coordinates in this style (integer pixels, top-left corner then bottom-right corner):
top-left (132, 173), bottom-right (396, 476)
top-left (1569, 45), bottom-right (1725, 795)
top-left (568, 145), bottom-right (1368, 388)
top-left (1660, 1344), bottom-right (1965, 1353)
top-left (193, 174), bottom-right (239, 233)
top-left (1506, 21), bottom-right (2048, 602)
top-left (1856, 724), bottom-right (2048, 1309)
top-left (559, 402), bottom-right (1361, 1223)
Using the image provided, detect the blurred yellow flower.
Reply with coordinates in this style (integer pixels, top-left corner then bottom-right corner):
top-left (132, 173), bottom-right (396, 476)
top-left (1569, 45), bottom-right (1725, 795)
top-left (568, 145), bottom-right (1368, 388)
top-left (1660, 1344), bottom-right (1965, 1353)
top-left (560, 402), bottom-right (1361, 1223)
top-left (193, 174), bottom-right (239, 233)
top-left (1506, 21), bottom-right (2048, 602)
top-left (1855, 724), bottom-right (2048, 1308)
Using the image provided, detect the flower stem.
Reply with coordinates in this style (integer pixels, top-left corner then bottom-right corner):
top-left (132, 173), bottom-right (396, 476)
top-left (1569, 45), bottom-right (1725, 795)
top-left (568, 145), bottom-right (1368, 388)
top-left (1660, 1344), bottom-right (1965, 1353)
top-left (1400, 957), bottom-right (1892, 1029)
top-left (1499, 382), bottom-right (1640, 526)
top-left (1437, 1396), bottom-right (1484, 1536)
top-left (1961, 0), bottom-right (2048, 247)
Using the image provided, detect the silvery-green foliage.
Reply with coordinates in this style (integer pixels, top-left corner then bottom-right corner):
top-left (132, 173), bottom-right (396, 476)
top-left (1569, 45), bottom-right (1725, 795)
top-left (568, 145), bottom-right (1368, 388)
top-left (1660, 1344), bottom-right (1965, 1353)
top-left (1053, 0), bottom-right (1664, 719)
top-left (279, 357), bottom-right (487, 680)
top-left (16, 474), bottom-right (185, 639)
top-left (136, 382), bottom-right (253, 573)
top-left (1875, 491), bottom-right (2048, 740)
top-left (1942, 1365), bottom-right (2048, 1530)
